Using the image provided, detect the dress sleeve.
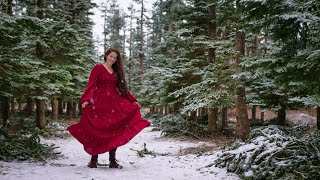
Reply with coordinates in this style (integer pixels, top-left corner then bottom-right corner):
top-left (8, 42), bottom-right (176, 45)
top-left (123, 91), bottom-right (138, 103)
top-left (79, 64), bottom-right (101, 104)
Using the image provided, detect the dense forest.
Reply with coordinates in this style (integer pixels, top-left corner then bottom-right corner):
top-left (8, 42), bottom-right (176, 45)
top-left (1, 0), bottom-right (320, 179)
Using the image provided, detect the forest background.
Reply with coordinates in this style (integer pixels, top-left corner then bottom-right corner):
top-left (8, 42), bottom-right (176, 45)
top-left (0, 0), bottom-right (320, 179)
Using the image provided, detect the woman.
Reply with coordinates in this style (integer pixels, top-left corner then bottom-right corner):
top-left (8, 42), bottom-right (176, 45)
top-left (67, 48), bottom-right (150, 169)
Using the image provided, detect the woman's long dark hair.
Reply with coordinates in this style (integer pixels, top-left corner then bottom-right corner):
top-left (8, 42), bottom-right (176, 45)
top-left (104, 48), bottom-right (129, 95)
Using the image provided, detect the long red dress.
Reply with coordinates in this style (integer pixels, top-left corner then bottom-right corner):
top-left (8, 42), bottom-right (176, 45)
top-left (67, 64), bottom-right (150, 155)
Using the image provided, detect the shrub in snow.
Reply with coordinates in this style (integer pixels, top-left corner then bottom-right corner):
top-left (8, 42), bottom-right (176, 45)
top-left (206, 125), bottom-right (320, 180)
top-left (0, 128), bottom-right (60, 162)
top-left (152, 113), bottom-right (209, 139)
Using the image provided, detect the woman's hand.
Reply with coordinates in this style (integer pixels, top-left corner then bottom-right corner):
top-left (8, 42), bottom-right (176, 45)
top-left (82, 101), bottom-right (89, 108)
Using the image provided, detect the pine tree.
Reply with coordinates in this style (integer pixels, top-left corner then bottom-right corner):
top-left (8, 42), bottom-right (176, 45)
top-left (133, 0), bottom-right (147, 83)
top-left (0, 0), bottom-right (95, 127)
top-left (126, 3), bottom-right (136, 88)
top-left (101, 0), bottom-right (126, 52)
top-left (242, 0), bottom-right (320, 129)
top-left (0, 0), bottom-right (14, 126)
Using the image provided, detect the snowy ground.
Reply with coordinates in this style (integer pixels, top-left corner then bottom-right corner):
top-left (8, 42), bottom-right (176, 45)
top-left (0, 127), bottom-right (239, 180)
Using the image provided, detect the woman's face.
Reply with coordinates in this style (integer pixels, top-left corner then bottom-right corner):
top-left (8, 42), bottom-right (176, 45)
top-left (106, 51), bottom-right (117, 65)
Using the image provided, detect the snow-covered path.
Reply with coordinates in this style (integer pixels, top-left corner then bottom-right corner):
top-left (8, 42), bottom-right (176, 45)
top-left (0, 127), bottom-right (239, 180)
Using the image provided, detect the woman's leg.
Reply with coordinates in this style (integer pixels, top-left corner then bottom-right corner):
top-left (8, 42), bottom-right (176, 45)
top-left (109, 148), bottom-right (122, 169)
top-left (88, 155), bottom-right (98, 168)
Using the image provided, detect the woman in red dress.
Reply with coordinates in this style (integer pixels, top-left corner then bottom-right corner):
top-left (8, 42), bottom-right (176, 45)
top-left (67, 48), bottom-right (150, 169)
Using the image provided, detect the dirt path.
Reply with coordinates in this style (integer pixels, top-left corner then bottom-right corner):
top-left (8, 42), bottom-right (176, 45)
top-left (0, 127), bottom-right (239, 180)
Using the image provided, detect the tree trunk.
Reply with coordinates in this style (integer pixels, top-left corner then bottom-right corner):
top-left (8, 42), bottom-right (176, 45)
top-left (235, 30), bottom-right (250, 141)
top-left (58, 98), bottom-right (63, 115)
top-left (64, 102), bottom-right (67, 110)
top-left (317, 78), bottom-right (320, 130)
top-left (161, 106), bottom-right (164, 115)
top-left (149, 105), bottom-right (155, 114)
top-left (18, 99), bottom-right (22, 111)
top-left (264, 32), bottom-right (268, 55)
top-left (138, 0), bottom-right (145, 81)
top-left (207, 3), bottom-right (216, 63)
top-left (168, 0), bottom-right (173, 32)
top-left (102, 3), bottom-right (108, 52)
top-left (27, 97), bottom-right (34, 116)
top-left (235, 87), bottom-right (250, 140)
top-left (154, 105), bottom-right (158, 114)
top-left (36, 89), bottom-right (45, 129)
top-left (36, 0), bottom-right (44, 19)
top-left (1, 0), bottom-right (14, 127)
top-left (10, 98), bottom-right (15, 113)
top-left (1, 2), bottom-right (6, 12)
top-left (221, 107), bottom-right (228, 128)
top-left (72, 101), bottom-right (77, 117)
top-left (317, 107), bottom-right (320, 130)
top-left (252, 35), bottom-right (258, 56)
top-left (127, 4), bottom-right (135, 88)
top-left (191, 111), bottom-right (197, 122)
top-left (35, 0), bottom-right (45, 129)
top-left (51, 97), bottom-right (58, 120)
top-left (199, 107), bottom-right (207, 116)
top-left (261, 111), bottom-right (264, 121)
top-left (252, 105), bottom-right (257, 120)
top-left (206, 4), bottom-right (219, 137)
top-left (277, 106), bottom-right (286, 126)
top-left (67, 100), bottom-right (74, 117)
top-left (162, 106), bottom-right (166, 115)
top-left (173, 105), bottom-right (180, 113)
top-left (251, 35), bottom-right (258, 121)
top-left (1, 96), bottom-right (10, 126)
top-left (78, 101), bottom-right (82, 116)
top-left (7, 0), bottom-right (13, 15)
top-left (208, 108), bottom-right (219, 138)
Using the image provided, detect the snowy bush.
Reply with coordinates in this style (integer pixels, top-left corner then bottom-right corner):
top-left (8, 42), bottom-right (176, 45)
top-left (0, 128), bottom-right (60, 162)
top-left (152, 113), bottom-right (210, 139)
top-left (207, 125), bottom-right (320, 179)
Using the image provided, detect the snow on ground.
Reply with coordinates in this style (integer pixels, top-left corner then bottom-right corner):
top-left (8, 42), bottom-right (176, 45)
top-left (287, 113), bottom-right (317, 125)
top-left (0, 127), bottom-right (239, 180)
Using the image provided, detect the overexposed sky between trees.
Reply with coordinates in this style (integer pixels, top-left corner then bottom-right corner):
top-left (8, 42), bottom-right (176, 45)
top-left (91, 0), bottom-right (156, 54)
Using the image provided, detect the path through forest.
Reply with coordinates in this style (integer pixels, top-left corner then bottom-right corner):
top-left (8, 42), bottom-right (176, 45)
top-left (0, 127), bottom-right (239, 180)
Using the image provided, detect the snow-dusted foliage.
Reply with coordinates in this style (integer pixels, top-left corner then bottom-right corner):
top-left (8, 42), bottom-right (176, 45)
top-left (289, 96), bottom-right (320, 107)
top-left (0, 127), bottom-right (59, 162)
top-left (207, 125), bottom-right (320, 179)
top-left (100, 1), bottom-right (126, 51)
top-left (143, 0), bottom-right (242, 113)
top-left (0, 0), bottom-right (96, 114)
top-left (241, 0), bottom-right (320, 114)
top-left (152, 113), bottom-right (209, 139)
top-left (171, 63), bottom-right (235, 112)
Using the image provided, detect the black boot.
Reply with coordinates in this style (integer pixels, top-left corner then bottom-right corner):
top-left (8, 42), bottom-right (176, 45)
top-left (88, 155), bottom-right (98, 168)
top-left (109, 149), bottom-right (123, 169)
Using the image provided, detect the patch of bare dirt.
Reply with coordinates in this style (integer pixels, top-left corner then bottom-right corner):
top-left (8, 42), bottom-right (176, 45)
top-left (228, 108), bottom-right (317, 122)
top-left (60, 117), bottom-right (79, 125)
top-left (179, 143), bottom-right (216, 155)
top-left (177, 136), bottom-right (235, 155)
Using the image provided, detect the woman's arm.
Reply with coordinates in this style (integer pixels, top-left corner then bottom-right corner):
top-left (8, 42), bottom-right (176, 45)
top-left (79, 64), bottom-right (101, 104)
